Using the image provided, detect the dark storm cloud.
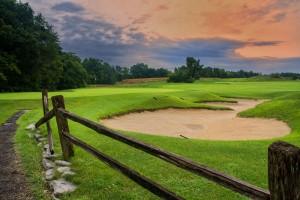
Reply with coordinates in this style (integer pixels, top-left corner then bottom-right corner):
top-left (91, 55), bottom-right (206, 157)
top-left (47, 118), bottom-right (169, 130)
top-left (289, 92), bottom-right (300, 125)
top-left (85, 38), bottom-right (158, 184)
top-left (52, 2), bottom-right (84, 13)
top-left (59, 15), bottom-right (146, 65)
top-left (56, 15), bottom-right (299, 73)
top-left (145, 38), bottom-right (244, 66)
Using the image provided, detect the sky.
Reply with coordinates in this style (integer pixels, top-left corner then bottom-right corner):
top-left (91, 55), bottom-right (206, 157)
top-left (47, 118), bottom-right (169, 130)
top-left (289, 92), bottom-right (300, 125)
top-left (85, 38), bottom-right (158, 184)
top-left (24, 0), bottom-right (300, 73)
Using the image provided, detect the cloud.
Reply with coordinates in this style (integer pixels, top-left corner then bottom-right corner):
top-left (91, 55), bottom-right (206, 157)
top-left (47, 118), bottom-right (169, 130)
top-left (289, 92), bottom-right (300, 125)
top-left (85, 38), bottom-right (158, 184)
top-left (157, 4), bottom-right (169, 11)
top-left (270, 13), bottom-right (286, 23)
top-left (131, 14), bottom-right (152, 25)
top-left (55, 15), bottom-right (299, 73)
top-left (52, 2), bottom-right (84, 13)
top-left (248, 41), bottom-right (282, 46)
top-left (59, 15), bottom-right (146, 65)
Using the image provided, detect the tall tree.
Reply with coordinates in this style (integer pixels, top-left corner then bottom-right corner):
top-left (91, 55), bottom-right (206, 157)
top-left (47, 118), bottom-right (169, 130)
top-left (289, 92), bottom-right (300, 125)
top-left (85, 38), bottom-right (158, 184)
top-left (168, 57), bottom-right (203, 83)
top-left (0, 0), bottom-right (61, 91)
top-left (186, 57), bottom-right (203, 79)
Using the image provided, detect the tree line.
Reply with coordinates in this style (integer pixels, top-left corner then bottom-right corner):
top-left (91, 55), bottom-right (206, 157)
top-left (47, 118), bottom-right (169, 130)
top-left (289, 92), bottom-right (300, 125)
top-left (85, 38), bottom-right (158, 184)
top-left (82, 59), bottom-right (170, 85)
top-left (168, 57), bottom-right (261, 83)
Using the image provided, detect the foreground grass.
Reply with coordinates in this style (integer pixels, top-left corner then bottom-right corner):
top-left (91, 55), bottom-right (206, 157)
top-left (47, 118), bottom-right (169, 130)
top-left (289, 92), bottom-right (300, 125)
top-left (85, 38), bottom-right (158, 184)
top-left (1, 78), bottom-right (299, 199)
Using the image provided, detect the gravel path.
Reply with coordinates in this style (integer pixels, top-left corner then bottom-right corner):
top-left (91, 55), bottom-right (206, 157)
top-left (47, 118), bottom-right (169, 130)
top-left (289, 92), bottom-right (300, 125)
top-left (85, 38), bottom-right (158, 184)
top-left (0, 111), bottom-right (33, 200)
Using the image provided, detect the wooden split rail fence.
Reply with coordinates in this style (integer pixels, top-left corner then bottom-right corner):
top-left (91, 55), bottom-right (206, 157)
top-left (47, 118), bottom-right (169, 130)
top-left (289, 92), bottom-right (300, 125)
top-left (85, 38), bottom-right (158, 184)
top-left (35, 90), bottom-right (300, 200)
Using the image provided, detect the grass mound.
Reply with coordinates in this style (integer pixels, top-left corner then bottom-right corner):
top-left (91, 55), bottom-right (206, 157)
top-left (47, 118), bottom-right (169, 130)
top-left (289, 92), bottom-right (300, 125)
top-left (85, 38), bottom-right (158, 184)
top-left (100, 93), bottom-right (233, 119)
top-left (239, 92), bottom-right (300, 141)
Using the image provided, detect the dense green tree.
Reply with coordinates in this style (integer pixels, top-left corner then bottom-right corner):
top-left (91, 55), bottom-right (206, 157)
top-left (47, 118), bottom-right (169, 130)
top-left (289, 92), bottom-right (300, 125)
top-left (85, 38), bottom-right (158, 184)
top-left (57, 52), bottom-right (87, 89)
top-left (156, 68), bottom-right (170, 77)
top-left (168, 57), bottom-right (203, 83)
top-left (0, 0), bottom-right (62, 91)
top-left (130, 63), bottom-right (149, 78)
top-left (82, 58), bottom-right (117, 84)
top-left (168, 57), bottom-right (262, 83)
top-left (168, 66), bottom-right (194, 83)
top-left (115, 66), bottom-right (131, 80)
top-left (186, 57), bottom-right (203, 79)
top-left (128, 63), bottom-right (170, 79)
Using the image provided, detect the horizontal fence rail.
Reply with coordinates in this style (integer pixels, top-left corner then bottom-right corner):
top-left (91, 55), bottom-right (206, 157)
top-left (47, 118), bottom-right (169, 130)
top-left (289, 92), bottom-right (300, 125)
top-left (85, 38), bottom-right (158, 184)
top-left (63, 131), bottom-right (184, 200)
top-left (35, 109), bottom-right (54, 128)
top-left (57, 107), bottom-right (270, 199)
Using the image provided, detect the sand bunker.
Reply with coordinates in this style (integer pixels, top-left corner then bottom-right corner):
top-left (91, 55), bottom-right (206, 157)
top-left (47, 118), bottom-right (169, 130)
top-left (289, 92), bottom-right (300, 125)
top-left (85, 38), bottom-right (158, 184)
top-left (101, 99), bottom-right (290, 140)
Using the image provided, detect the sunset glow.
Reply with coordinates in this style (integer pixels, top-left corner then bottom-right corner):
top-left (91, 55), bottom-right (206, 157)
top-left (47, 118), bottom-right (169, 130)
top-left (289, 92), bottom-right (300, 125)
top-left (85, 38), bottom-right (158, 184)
top-left (25, 0), bottom-right (300, 72)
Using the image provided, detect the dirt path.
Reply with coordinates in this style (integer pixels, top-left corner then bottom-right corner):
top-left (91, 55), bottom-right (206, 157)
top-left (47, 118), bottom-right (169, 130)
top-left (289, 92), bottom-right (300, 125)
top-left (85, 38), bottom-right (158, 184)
top-left (101, 99), bottom-right (290, 140)
top-left (0, 111), bottom-right (33, 200)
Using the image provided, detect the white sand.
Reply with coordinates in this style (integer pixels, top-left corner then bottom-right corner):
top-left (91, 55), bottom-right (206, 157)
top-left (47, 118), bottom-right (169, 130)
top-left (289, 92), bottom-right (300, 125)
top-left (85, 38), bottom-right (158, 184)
top-left (101, 99), bottom-right (290, 140)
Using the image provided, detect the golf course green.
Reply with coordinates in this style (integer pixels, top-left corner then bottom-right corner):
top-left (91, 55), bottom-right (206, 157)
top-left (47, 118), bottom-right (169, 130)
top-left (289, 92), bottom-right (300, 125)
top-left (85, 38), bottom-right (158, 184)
top-left (1, 78), bottom-right (300, 199)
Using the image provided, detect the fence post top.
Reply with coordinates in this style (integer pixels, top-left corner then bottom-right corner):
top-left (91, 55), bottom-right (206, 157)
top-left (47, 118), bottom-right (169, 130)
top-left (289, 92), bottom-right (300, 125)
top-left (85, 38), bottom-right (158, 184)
top-left (51, 95), bottom-right (64, 100)
top-left (269, 141), bottom-right (300, 154)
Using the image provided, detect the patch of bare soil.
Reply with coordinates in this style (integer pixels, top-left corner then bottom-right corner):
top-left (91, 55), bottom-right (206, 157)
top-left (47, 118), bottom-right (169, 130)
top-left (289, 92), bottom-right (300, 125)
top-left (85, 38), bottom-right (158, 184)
top-left (0, 111), bottom-right (33, 200)
top-left (101, 99), bottom-right (290, 140)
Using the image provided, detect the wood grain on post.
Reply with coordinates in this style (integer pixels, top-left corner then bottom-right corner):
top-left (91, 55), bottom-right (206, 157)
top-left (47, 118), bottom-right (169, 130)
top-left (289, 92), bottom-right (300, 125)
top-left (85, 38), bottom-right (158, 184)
top-left (51, 95), bottom-right (74, 158)
top-left (42, 90), bottom-right (54, 154)
top-left (268, 141), bottom-right (300, 200)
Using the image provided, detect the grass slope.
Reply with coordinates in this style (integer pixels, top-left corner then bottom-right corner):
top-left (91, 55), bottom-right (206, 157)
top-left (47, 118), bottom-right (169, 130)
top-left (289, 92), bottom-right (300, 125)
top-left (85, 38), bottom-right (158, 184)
top-left (1, 78), bottom-right (299, 199)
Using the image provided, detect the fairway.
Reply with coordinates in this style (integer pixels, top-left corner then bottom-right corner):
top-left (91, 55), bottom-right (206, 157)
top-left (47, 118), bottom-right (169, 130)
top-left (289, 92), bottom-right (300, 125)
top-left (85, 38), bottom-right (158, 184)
top-left (2, 79), bottom-right (300, 199)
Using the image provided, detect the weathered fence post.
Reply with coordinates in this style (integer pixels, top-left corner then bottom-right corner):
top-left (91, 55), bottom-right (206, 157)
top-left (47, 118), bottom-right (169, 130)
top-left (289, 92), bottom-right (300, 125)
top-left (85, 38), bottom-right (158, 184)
top-left (51, 95), bottom-right (74, 159)
top-left (42, 89), bottom-right (54, 154)
top-left (268, 141), bottom-right (300, 200)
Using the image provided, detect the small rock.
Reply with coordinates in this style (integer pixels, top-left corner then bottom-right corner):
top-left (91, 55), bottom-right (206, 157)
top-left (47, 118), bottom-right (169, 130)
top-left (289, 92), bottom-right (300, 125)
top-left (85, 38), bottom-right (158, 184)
top-left (43, 152), bottom-right (59, 159)
top-left (50, 178), bottom-right (77, 196)
top-left (34, 134), bottom-right (41, 140)
top-left (37, 142), bottom-right (43, 147)
top-left (62, 170), bottom-right (76, 177)
top-left (27, 133), bottom-right (33, 138)
top-left (52, 194), bottom-right (60, 200)
top-left (42, 158), bottom-right (55, 169)
top-left (26, 123), bottom-right (36, 130)
top-left (44, 144), bottom-right (49, 150)
top-left (36, 130), bottom-right (41, 134)
top-left (38, 137), bottom-right (48, 142)
top-left (57, 167), bottom-right (71, 173)
top-left (4, 122), bottom-right (13, 126)
top-left (46, 168), bottom-right (57, 181)
top-left (43, 148), bottom-right (51, 154)
top-left (55, 160), bottom-right (71, 166)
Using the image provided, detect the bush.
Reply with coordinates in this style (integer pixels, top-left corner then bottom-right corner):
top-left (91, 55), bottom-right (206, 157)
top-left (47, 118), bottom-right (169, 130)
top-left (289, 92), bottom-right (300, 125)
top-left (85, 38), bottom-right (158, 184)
top-left (168, 67), bottom-right (195, 83)
top-left (270, 73), bottom-right (281, 78)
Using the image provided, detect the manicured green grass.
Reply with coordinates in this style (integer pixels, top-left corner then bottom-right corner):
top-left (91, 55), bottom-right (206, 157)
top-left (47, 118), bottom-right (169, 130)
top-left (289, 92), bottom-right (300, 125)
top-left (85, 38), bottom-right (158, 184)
top-left (2, 78), bottom-right (300, 199)
top-left (119, 79), bottom-right (300, 99)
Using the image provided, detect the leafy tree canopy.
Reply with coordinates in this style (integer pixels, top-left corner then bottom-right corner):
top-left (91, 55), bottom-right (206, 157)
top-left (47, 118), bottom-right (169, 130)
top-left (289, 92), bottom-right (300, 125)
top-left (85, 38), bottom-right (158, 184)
top-left (0, 0), bottom-right (62, 91)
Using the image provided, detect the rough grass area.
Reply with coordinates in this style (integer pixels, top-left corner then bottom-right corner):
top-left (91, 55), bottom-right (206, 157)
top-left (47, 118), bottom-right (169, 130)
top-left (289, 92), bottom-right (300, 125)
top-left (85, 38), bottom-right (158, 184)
top-left (1, 78), bottom-right (300, 199)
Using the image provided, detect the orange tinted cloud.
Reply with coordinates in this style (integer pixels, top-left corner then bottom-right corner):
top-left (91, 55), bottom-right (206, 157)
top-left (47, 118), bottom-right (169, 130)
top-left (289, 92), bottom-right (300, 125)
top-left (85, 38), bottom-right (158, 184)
top-left (75, 0), bottom-right (300, 58)
top-left (25, 0), bottom-right (300, 72)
